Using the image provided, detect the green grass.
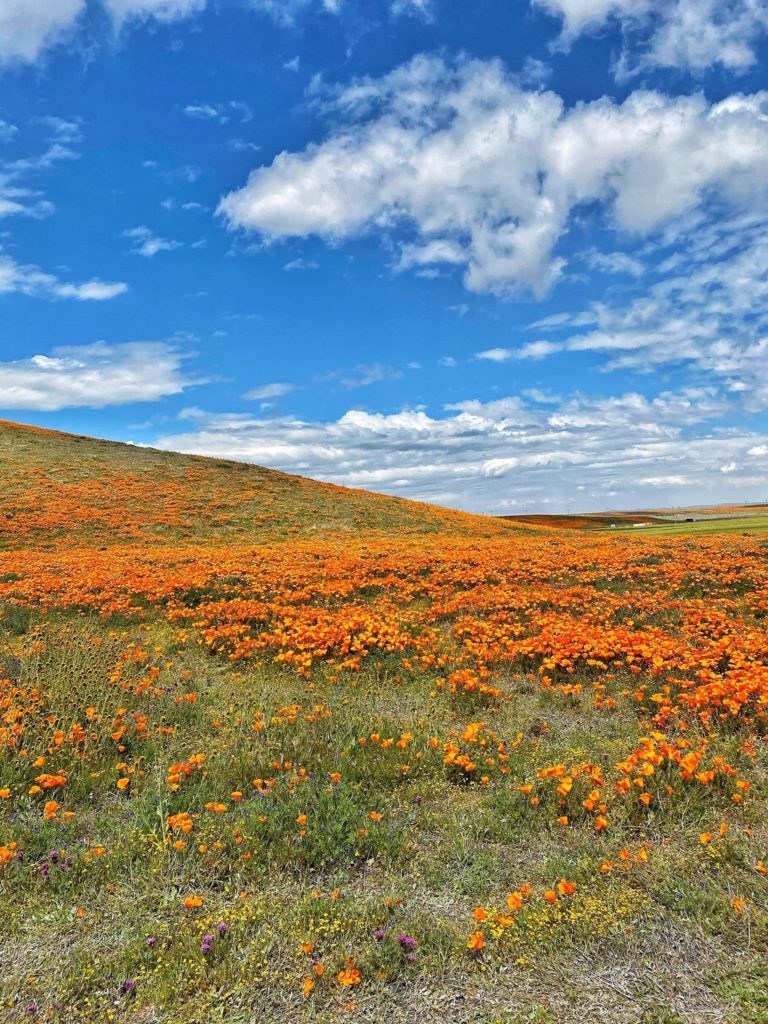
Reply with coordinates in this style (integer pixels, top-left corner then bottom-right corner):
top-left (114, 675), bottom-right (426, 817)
top-left (614, 514), bottom-right (768, 537)
top-left (2, 620), bottom-right (767, 1023)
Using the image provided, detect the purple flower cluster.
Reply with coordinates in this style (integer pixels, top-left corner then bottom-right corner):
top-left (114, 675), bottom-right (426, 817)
top-left (201, 924), bottom-right (228, 954)
top-left (372, 928), bottom-right (416, 960)
top-left (38, 850), bottom-right (73, 881)
top-left (119, 979), bottom-right (136, 995)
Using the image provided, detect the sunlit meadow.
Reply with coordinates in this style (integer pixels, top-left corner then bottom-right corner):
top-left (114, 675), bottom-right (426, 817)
top-left (1, 421), bottom-right (767, 1024)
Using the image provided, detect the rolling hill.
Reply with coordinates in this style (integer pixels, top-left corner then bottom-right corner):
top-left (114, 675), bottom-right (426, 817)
top-left (0, 419), bottom-right (512, 549)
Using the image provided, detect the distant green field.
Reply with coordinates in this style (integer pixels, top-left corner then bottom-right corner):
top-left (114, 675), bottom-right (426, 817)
top-left (614, 514), bottom-right (768, 536)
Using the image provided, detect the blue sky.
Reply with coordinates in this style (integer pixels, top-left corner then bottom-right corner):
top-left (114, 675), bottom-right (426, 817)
top-left (2, 0), bottom-right (768, 513)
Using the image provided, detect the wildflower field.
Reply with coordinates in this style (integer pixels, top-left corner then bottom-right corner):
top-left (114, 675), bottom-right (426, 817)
top-left (1, 420), bottom-right (767, 1024)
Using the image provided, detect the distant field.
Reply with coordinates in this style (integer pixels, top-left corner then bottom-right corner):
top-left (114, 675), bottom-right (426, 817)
top-left (616, 514), bottom-right (768, 536)
top-left (501, 504), bottom-right (768, 536)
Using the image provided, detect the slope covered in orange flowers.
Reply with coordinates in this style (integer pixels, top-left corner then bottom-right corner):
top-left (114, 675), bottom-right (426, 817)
top-left (0, 419), bottom-right (511, 548)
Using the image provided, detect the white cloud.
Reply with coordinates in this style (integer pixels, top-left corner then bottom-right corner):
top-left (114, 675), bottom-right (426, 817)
top-left (637, 475), bottom-right (689, 487)
top-left (0, 341), bottom-right (201, 411)
top-left (0, 122), bottom-right (81, 220)
top-left (475, 340), bottom-right (562, 361)
top-left (284, 257), bottom-right (319, 270)
top-left (183, 100), bottom-right (253, 125)
top-left (533, 0), bottom-right (645, 38)
top-left (0, 0), bottom-right (85, 63)
top-left (516, 339), bottom-right (563, 360)
top-left (534, 0), bottom-right (768, 75)
top-left (0, 253), bottom-right (128, 301)
top-left (475, 347), bottom-right (515, 363)
top-left (397, 239), bottom-right (467, 272)
top-left (582, 247), bottom-right (645, 276)
top-left (124, 225), bottom-right (181, 257)
top-left (390, 0), bottom-right (435, 20)
top-left (229, 139), bottom-right (261, 152)
top-left (184, 104), bottom-right (221, 121)
top-left (0, 0), bottom-right (205, 63)
top-left (536, 216), bottom-right (768, 409)
top-left (328, 363), bottom-right (402, 388)
top-left (0, 183), bottom-right (53, 220)
top-left (102, 0), bottom-right (206, 25)
top-left (249, 0), bottom-right (339, 25)
top-left (244, 382), bottom-right (294, 400)
top-left (54, 280), bottom-right (130, 300)
top-left (219, 56), bottom-right (768, 297)
top-left (154, 387), bottom-right (768, 512)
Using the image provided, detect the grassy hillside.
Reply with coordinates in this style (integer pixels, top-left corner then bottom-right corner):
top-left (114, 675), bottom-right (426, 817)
top-left (1, 422), bottom-right (767, 1024)
top-left (0, 419), bottom-right (510, 549)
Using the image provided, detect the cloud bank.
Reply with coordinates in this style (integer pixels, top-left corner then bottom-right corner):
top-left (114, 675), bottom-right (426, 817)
top-left (219, 57), bottom-right (768, 296)
top-left (155, 389), bottom-right (768, 513)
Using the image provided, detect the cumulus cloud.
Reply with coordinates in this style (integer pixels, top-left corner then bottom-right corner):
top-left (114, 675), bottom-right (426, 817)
top-left (0, 253), bottom-right (128, 301)
top-left (219, 56), bottom-right (768, 297)
top-left (0, 341), bottom-right (201, 411)
top-left (533, 0), bottom-right (768, 75)
top-left (154, 387), bottom-right (768, 512)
